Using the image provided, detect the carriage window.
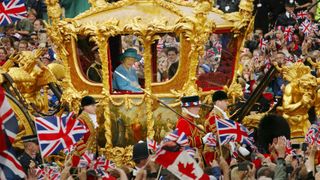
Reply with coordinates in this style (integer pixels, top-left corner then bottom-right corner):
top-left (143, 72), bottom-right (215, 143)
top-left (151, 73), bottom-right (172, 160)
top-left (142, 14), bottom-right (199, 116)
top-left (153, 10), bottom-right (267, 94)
top-left (154, 33), bottom-right (180, 82)
top-left (197, 33), bottom-right (237, 89)
top-left (111, 35), bottom-right (145, 93)
top-left (77, 36), bottom-right (102, 83)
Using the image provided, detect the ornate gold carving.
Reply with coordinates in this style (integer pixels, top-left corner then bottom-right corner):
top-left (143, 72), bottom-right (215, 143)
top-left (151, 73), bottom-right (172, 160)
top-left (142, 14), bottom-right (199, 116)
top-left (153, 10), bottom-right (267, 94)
top-left (104, 146), bottom-right (134, 167)
top-left (277, 62), bottom-right (317, 142)
top-left (45, 0), bottom-right (61, 22)
top-left (167, 0), bottom-right (224, 15)
top-left (88, 0), bottom-right (107, 8)
top-left (242, 113), bottom-right (267, 128)
top-left (154, 0), bottom-right (184, 16)
top-left (223, 0), bottom-right (254, 36)
top-left (173, 1), bottom-right (215, 97)
top-left (3, 50), bottom-right (59, 113)
top-left (74, 0), bottom-right (135, 20)
top-left (224, 81), bottom-right (244, 104)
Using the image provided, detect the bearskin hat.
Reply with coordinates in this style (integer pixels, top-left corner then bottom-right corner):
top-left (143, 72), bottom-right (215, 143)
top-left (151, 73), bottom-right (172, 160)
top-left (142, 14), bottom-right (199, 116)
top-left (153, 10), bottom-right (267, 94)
top-left (257, 114), bottom-right (290, 153)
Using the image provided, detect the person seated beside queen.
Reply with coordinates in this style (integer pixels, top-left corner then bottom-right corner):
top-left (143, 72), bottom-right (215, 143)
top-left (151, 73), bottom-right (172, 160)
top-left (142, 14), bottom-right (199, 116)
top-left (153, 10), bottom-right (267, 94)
top-left (112, 48), bottom-right (142, 93)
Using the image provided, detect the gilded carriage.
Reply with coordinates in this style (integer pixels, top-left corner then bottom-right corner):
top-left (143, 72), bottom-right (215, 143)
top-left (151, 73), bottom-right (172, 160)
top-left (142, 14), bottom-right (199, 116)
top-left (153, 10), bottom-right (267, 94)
top-left (0, 0), bottom-right (256, 164)
top-left (43, 0), bottom-right (254, 150)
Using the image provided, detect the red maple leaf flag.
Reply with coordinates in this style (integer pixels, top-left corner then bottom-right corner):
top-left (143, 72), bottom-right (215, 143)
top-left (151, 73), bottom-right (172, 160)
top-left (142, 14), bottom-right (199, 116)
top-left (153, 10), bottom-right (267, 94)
top-left (178, 162), bottom-right (197, 179)
top-left (154, 150), bottom-right (209, 180)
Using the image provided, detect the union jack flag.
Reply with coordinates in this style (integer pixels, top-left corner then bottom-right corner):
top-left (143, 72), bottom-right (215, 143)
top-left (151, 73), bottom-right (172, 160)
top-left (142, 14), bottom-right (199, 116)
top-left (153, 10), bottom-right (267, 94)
top-left (216, 118), bottom-right (252, 146)
top-left (47, 166), bottom-right (60, 180)
top-left (35, 112), bottom-right (87, 157)
top-left (299, 19), bottom-right (313, 35)
top-left (0, 0), bottom-right (27, 26)
top-left (147, 138), bottom-right (158, 152)
top-left (248, 129), bottom-right (255, 143)
top-left (284, 138), bottom-right (296, 155)
top-left (94, 156), bottom-right (106, 170)
top-left (0, 147), bottom-right (26, 179)
top-left (96, 168), bottom-right (116, 180)
top-left (259, 38), bottom-right (268, 53)
top-left (184, 146), bottom-right (196, 158)
top-left (202, 132), bottom-right (217, 147)
top-left (104, 159), bottom-right (116, 170)
top-left (284, 26), bottom-right (294, 42)
top-left (62, 145), bottom-right (74, 155)
top-left (0, 88), bottom-right (25, 179)
top-left (296, 11), bottom-right (308, 20)
top-left (79, 151), bottom-right (94, 168)
top-left (35, 167), bottom-right (45, 180)
top-left (229, 138), bottom-right (238, 158)
top-left (164, 129), bottom-right (189, 147)
top-left (305, 124), bottom-right (319, 145)
top-left (0, 88), bottom-right (19, 149)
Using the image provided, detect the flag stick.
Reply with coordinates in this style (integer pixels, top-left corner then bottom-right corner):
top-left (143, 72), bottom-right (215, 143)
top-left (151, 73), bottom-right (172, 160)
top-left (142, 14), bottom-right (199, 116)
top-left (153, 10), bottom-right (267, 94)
top-left (114, 71), bottom-right (206, 134)
top-left (156, 166), bottom-right (163, 180)
top-left (214, 119), bottom-right (224, 158)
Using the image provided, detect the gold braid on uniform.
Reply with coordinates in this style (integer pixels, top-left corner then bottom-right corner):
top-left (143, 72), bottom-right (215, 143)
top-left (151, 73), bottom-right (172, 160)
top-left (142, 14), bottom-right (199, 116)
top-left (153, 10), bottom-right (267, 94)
top-left (204, 107), bottom-right (224, 133)
top-left (78, 112), bottom-right (97, 151)
top-left (187, 120), bottom-right (200, 148)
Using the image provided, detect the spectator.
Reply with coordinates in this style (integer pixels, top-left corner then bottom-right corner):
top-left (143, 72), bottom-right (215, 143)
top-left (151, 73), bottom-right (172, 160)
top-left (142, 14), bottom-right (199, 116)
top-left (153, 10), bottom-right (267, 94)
top-left (18, 40), bottom-right (29, 52)
top-left (15, 9), bottom-right (37, 37)
top-left (166, 47), bottom-right (179, 79)
top-left (0, 47), bottom-right (8, 66)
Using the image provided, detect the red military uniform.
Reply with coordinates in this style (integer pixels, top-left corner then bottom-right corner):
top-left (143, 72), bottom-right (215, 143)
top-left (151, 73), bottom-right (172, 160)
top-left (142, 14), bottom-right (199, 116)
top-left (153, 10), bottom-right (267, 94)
top-left (176, 116), bottom-right (202, 148)
top-left (177, 95), bottom-right (203, 148)
top-left (203, 106), bottom-right (228, 165)
top-left (204, 106), bottom-right (227, 134)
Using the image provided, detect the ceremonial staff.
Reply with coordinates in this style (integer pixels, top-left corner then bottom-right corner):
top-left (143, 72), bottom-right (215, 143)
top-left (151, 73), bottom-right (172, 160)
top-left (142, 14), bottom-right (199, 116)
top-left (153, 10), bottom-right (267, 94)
top-left (114, 71), bottom-right (206, 134)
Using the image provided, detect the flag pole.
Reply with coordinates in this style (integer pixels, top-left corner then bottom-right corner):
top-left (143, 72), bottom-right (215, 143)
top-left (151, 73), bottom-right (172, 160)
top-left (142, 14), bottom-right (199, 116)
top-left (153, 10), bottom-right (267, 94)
top-left (214, 119), bottom-right (224, 158)
top-left (156, 166), bottom-right (163, 180)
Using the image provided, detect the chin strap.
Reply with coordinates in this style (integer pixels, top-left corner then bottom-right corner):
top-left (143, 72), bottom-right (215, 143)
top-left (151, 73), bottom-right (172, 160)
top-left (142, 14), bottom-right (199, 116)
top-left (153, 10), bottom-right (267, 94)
top-left (182, 108), bottom-right (200, 119)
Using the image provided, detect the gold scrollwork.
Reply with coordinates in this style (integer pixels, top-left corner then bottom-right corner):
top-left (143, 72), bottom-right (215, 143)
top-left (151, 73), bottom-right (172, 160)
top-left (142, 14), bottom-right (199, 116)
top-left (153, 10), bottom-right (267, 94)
top-left (173, 1), bottom-right (215, 97)
top-left (223, 0), bottom-right (254, 36)
top-left (154, 0), bottom-right (184, 17)
top-left (75, 0), bottom-right (135, 20)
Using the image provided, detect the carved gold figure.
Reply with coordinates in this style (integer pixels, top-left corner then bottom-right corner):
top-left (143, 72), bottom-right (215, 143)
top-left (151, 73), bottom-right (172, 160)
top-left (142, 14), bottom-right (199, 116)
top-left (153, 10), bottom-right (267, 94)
top-left (277, 63), bottom-right (317, 142)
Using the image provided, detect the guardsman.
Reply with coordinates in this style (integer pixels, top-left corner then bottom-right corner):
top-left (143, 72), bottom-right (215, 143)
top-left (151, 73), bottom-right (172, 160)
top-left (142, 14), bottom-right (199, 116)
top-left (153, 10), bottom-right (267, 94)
top-left (18, 135), bottom-right (42, 174)
top-left (176, 95), bottom-right (203, 148)
top-left (204, 90), bottom-right (229, 134)
top-left (77, 95), bottom-right (98, 151)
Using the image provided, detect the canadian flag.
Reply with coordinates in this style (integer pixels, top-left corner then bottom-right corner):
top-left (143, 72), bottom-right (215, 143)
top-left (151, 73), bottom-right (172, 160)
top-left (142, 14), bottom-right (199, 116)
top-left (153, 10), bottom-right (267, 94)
top-left (154, 150), bottom-right (209, 180)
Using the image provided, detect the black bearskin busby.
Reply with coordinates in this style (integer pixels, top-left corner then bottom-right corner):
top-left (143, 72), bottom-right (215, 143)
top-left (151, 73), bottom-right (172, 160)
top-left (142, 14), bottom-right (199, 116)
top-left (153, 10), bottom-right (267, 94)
top-left (257, 114), bottom-right (290, 153)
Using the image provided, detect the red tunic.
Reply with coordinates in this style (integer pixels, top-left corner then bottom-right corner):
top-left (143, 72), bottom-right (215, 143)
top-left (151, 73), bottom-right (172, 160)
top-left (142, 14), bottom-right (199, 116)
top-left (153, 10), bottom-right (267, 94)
top-left (204, 107), bottom-right (225, 134)
top-left (176, 116), bottom-right (202, 148)
top-left (203, 107), bottom-right (226, 164)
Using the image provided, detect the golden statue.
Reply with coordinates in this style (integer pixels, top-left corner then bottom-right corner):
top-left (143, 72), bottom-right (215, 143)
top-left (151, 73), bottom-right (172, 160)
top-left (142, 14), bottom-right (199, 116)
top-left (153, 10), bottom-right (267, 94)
top-left (277, 62), bottom-right (317, 142)
top-left (3, 50), bottom-right (57, 113)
